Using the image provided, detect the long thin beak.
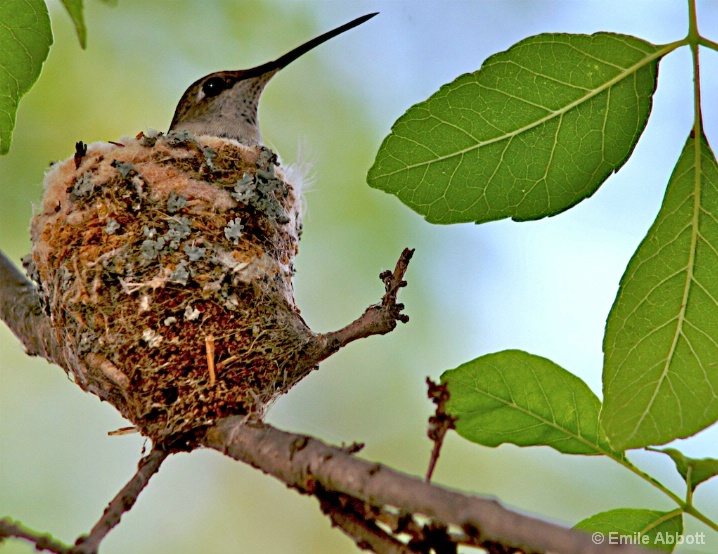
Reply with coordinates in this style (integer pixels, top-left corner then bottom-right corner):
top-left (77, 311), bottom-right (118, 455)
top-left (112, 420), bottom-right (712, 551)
top-left (240, 12), bottom-right (378, 79)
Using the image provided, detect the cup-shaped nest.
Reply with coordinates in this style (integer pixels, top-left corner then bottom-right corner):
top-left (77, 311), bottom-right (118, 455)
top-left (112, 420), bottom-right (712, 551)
top-left (29, 131), bottom-right (317, 448)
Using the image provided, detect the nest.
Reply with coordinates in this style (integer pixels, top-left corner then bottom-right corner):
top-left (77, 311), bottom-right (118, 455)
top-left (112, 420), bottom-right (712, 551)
top-left (28, 131), bottom-right (319, 448)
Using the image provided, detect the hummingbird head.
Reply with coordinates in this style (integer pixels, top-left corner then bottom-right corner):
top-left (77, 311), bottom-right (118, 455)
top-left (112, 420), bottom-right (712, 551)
top-left (169, 68), bottom-right (278, 146)
top-left (169, 12), bottom-right (377, 145)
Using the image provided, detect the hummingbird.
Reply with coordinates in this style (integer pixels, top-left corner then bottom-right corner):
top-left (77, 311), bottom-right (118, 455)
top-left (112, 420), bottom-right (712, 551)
top-left (169, 12), bottom-right (377, 146)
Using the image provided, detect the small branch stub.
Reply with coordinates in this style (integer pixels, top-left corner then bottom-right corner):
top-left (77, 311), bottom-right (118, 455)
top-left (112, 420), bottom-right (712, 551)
top-left (425, 378), bottom-right (456, 482)
top-left (379, 247), bottom-right (413, 325)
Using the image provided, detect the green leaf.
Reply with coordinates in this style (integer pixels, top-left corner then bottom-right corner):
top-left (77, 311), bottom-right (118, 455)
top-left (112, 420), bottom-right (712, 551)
top-left (368, 33), bottom-right (661, 224)
top-left (575, 509), bottom-right (683, 552)
top-left (60, 0), bottom-right (87, 49)
top-left (0, 0), bottom-right (53, 155)
top-left (442, 350), bottom-right (620, 456)
top-left (649, 447), bottom-right (718, 491)
top-left (602, 131), bottom-right (718, 449)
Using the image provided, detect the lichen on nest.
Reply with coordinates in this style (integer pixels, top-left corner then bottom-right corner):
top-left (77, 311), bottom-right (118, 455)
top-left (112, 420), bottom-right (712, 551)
top-left (28, 130), bottom-right (318, 448)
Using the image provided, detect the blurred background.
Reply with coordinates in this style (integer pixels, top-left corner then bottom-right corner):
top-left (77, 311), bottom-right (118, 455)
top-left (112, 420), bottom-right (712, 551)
top-left (1, 1), bottom-right (717, 552)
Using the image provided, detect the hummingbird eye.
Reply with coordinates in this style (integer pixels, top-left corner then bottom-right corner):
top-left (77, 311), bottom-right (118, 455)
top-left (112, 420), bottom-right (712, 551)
top-left (201, 77), bottom-right (227, 98)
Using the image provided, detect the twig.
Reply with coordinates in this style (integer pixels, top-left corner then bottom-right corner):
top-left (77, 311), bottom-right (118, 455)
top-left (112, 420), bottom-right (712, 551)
top-left (0, 519), bottom-right (72, 554)
top-left (71, 447), bottom-right (170, 554)
top-left (205, 334), bottom-right (216, 386)
top-left (203, 417), bottom-right (654, 554)
top-left (306, 248), bottom-right (413, 367)
top-left (425, 378), bottom-right (456, 482)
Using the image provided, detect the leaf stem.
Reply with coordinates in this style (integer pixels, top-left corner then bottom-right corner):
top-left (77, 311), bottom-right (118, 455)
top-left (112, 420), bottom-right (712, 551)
top-left (685, 466), bottom-right (693, 506)
top-left (686, 0), bottom-right (699, 42)
top-left (687, 0), bottom-right (703, 138)
top-left (698, 36), bottom-right (718, 51)
top-left (648, 508), bottom-right (684, 532)
top-left (608, 453), bottom-right (718, 532)
top-left (610, 454), bottom-right (684, 506)
top-left (683, 504), bottom-right (718, 533)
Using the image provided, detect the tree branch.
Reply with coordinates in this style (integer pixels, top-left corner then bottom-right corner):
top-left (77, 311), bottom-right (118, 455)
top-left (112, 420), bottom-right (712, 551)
top-left (203, 417), bottom-right (653, 554)
top-left (72, 447), bottom-right (170, 554)
top-left (0, 519), bottom-right (72, 554)
top-left (0, 251), bottom-right (65, 367)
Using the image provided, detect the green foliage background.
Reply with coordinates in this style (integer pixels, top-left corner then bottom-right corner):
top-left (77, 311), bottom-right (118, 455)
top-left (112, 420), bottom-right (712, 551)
top-left (1, 1), bottom-right (717, 553)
